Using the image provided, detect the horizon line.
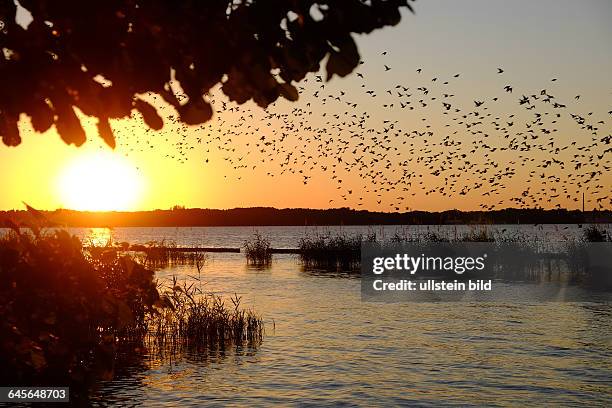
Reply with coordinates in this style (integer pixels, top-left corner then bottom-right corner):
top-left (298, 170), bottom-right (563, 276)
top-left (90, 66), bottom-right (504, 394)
top-left (2, 206), bottom-right (610, 214)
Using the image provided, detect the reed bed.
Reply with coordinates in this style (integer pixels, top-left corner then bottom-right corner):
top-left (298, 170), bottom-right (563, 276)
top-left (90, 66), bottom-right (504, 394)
top-left (297, 225), bottom-right (610, 285)
top-left (390, 226), bottom-right (508, 244)
top-left (86, 240), bottom-right (207, 269)
top-left (581, 224), bottom-right (611, 242)
top-left (135, 240), bottom-right (207, 268)
top-left (244, 233), bottom-right (272, 266)
top-left (299, 232), bottom-right (376, 271)
top-left (146, 277), bottom-right (264, 352)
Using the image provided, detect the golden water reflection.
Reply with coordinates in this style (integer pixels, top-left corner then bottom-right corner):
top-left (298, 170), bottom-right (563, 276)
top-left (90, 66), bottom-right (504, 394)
top-left (90, 254), bottom-right (611, 406)
top-left (83, 227), bottom-right (114, 247)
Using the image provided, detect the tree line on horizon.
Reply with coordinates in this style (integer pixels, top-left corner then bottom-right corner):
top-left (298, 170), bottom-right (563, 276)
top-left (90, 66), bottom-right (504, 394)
top-left (1, 207), bottom-right (610, 228)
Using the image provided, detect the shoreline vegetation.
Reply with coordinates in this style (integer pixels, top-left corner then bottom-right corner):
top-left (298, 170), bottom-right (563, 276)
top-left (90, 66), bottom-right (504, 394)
top-left (1, 207), bottom-right (611, 228)
top-left (83, 225), bottom-right (610, 286)
top-left (0, 229), bottom-right (264, 395)
top-left (294, 225), bottom-right (611, 277)
top-left (0, 223), bottom-right (609, 384)
top-left (0, 225), bottom-right (609, 399)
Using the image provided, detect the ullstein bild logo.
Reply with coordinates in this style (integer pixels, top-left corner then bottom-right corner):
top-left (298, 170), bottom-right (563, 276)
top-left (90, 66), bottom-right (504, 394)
top-left (371, 253), bottom-right (488, 275)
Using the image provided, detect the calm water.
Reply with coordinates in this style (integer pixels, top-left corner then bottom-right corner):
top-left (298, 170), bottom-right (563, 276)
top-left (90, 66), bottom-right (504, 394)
top-left (40, 227), bottom-right (612, 405)
top-left (67, 224), bottom-right (592, 249)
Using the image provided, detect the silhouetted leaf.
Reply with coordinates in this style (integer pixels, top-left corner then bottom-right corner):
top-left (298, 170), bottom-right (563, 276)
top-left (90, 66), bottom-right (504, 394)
top-left (326, 36), bottom-right (360, 81)
top-left (279, 83), bottom-right (299, 101)
top-left (133, 99), bottom-right (163, 130)
top-left (0, 114), bottom-right (21, 146)
top-left (0, 0), bottom-right (412, 146)
top-left (54, 104), bottom-right (87, 146)
top-left (178, 98), bottom-right (213, 125)
top-left (27, 100), bottom-right (54, 133)
top-left (97, 117), bottom-right (116, 148)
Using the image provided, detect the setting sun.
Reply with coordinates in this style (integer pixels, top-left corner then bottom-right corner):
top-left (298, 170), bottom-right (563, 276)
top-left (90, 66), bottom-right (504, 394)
top-left (57, 152), bottom-right (145, 211)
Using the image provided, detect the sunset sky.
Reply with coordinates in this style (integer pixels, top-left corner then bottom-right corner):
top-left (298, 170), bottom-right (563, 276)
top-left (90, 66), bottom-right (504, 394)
top-left (1, 0), bottom-right (610, 212)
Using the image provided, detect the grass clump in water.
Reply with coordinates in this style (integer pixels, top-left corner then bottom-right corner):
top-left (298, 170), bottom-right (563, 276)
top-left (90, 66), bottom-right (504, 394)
top-left (86, 239), bottom-right (206, 269)
top-left (581, 224), bottom-right (611, 242)
top-left (460, 227), bottom-right (496, 242)
top-left (244, 233), bottom-right (272, 266)
top-left (137, 240), bottom-right (206, 268)
top-left (149, 276), bottom-right (264, 351)
top-left (299, 232), bottom-right (376, 271)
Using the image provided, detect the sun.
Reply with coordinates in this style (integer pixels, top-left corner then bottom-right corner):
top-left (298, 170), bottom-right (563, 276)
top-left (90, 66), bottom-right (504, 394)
top-left (57, 152), bottom-right (145, 211)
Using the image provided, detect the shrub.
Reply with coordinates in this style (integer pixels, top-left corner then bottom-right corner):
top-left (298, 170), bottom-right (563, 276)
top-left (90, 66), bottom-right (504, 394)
top-left (0, 229), bottom-right (159, 387)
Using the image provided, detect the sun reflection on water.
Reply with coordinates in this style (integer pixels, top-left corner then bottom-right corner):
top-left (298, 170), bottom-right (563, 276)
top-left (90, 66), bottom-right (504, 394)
top-left (83, 227), bottom-right (114, 247)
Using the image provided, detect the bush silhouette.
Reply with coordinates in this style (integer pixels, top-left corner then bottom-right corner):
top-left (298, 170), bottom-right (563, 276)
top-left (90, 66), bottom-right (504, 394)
top-left (0, 230), bottom-right (159, 386)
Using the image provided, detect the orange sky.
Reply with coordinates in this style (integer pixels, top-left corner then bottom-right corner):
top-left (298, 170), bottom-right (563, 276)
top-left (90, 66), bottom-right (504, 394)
top-left (1, 1), bottom-right (610, 212)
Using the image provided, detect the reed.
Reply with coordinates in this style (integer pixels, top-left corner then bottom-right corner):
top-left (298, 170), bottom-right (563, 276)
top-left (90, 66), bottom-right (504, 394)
top-left (87, 239), bottom-right (208, 269)
top-left (581, 224), bottom-right (611, 242)
top-left (299, 232), bottom-right (376, 271)
top-left (459, 227), bottom-right (496, 242)
top-left (146, 276), bottom-right (264, 351)
top-left (244, 233), bottom-right (272, 266)
top-left (138, 240), bottom-right (207, 268)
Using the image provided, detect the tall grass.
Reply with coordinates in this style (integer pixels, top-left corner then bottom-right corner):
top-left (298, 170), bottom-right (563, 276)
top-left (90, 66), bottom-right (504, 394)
top-left (299, 228), bottom-right (499, 271)
top-left (297, 226), bottom-right (610, 286)
top-left (244, 233), bottom-right (272, 266)
top-left (390, 226), bottom-right (502, 243)
top-left (147, 276), bottom-right (264, 351)
top-left (299, 232), bottom-right (376, 271)
top-left (86, 239), bottom-right (207, 269)
top-left (137, 240), bottom-right (207, 268)
top-left (581, 224), bottom-right (611, 242)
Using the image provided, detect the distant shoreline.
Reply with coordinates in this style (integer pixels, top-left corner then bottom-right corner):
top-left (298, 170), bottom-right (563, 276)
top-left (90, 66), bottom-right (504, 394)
top-left (1, 207), bottom-right (610, 228)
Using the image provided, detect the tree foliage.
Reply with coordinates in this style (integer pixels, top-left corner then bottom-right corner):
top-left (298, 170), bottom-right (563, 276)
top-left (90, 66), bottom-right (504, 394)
top-left (0, 0), bottom-right (413, 147)
top-left (0, 230), bottom-right (159, 386)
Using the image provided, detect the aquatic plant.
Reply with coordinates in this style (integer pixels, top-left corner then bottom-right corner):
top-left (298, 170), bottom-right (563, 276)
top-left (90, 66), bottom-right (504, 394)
top-left (138, 240), bottom-right (207, 268)
top-left (148, 276), bottom-right (264, 351)
top-left (244, 233), bottom-right (272, 266)
top-left (460, 227), bottom-right (496, 242)
top-left (299, 232), bottom-right (376, 271)
top-left (87, 239), bottom-right (207, 269)
top-left (582, 224), bottom-right (611, 242)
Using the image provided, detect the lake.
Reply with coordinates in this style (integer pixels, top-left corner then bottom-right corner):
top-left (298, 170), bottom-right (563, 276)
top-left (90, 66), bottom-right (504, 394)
top-left (41, 226), bottom-right (612, 405)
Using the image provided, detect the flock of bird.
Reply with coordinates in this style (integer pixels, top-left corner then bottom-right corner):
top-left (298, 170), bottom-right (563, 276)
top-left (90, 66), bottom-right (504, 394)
top-left (114, 53), bottom-right (611, 211)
